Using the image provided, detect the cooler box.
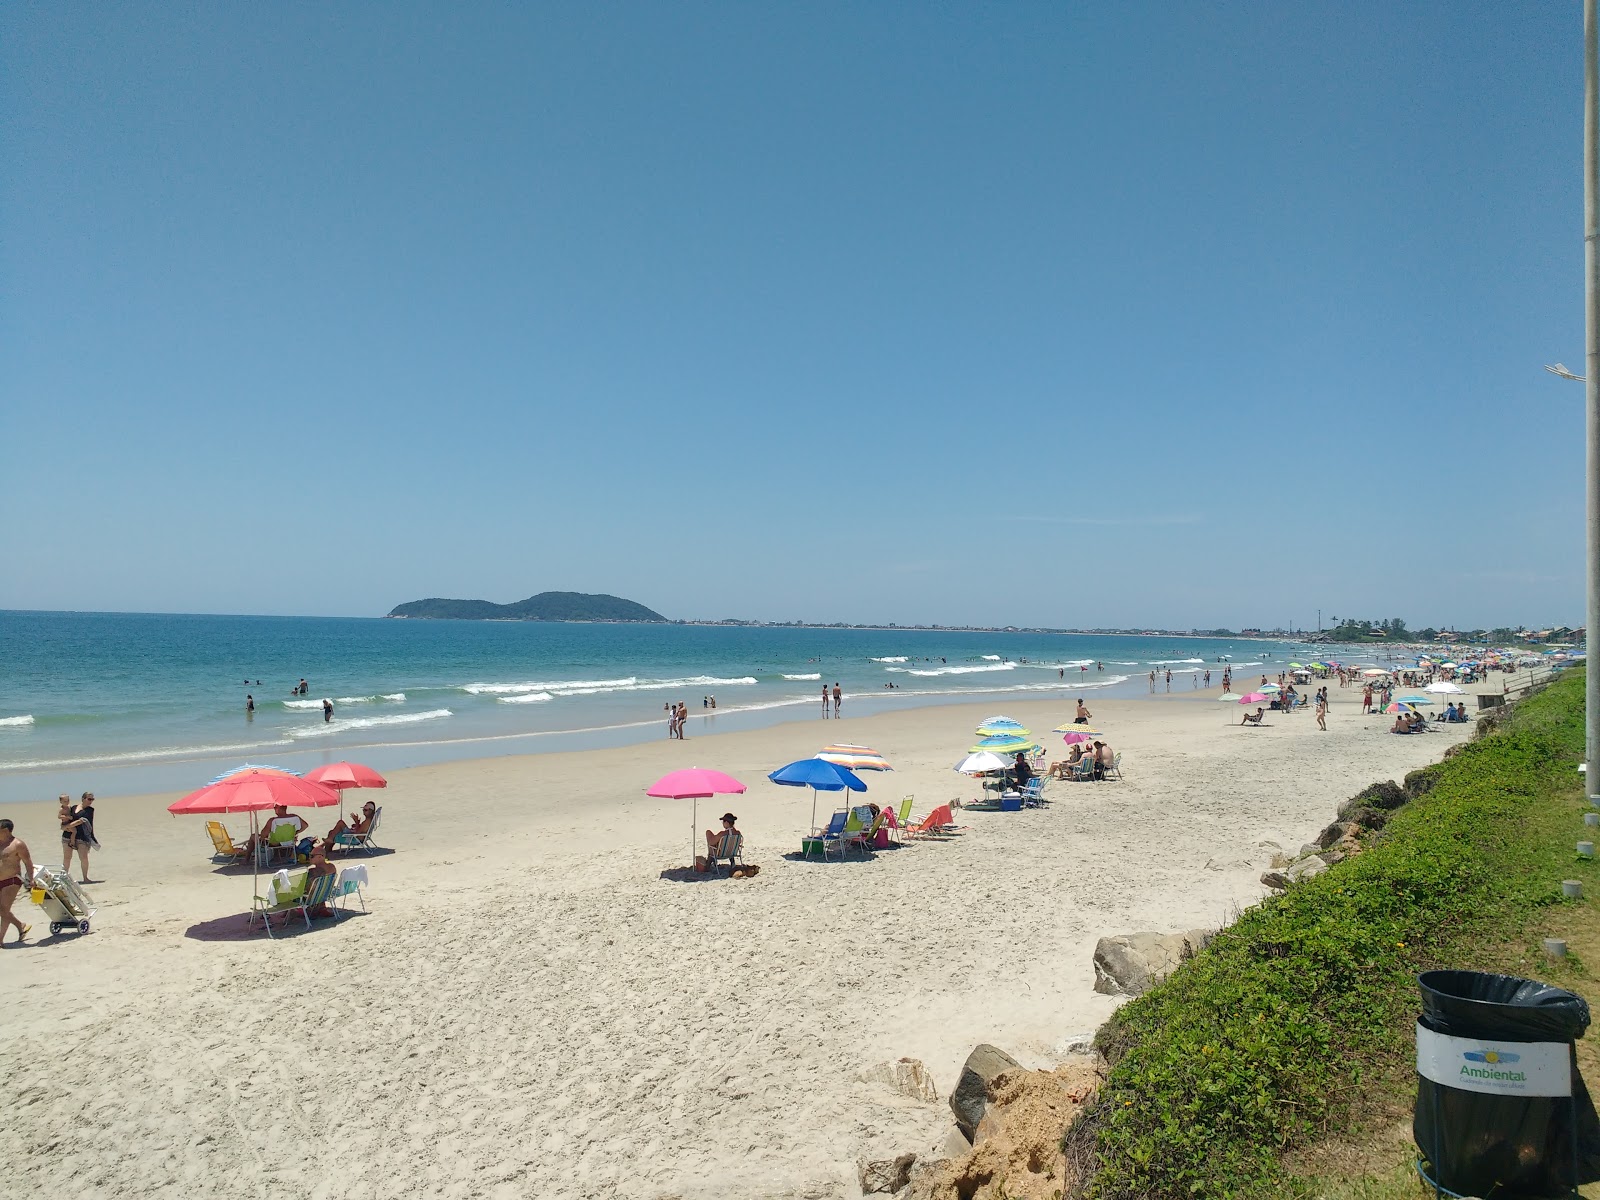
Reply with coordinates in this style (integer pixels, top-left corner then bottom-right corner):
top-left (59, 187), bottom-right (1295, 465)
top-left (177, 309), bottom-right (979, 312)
top-left (999, 795), bottom-right (1023, 812)
top-left (801, 836), bottom-right (825, 859)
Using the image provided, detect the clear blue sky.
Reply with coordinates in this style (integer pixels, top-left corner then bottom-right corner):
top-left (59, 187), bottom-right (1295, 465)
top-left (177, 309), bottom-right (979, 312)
top-left (0, 3), bottom-right (1583, 631)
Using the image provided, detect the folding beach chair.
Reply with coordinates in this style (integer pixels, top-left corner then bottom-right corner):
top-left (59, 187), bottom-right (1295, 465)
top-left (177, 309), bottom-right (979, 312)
top-left (1020, 778), bottom-right (1046, 806)
top-left (253, 872), bottom-right (337, 938)
top-left (704, 830), bottom-right (745, 876)
top-left (1106, 753), bottom-right (1124, 780)
top-left (332, 865), bottom-right (369, 917)
top-left (889, 796), bottom-right (915, 845)
top-left (206, 821), bottom-right (249, 863)
top-left (817, 811), bottom-right (850, 860)
top-left (262, 821), bottom-right (300, 867)
top-left (331, 806), bottom-right (382, 855)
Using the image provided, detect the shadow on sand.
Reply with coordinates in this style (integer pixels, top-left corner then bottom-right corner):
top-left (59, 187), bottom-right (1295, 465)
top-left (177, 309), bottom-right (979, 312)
top-left (184, 908), bottom-right (367, 943)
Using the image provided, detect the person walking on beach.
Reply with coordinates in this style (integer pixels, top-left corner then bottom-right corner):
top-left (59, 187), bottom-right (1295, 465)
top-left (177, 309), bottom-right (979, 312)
top-left (676, 701), bottom-right (689, 738)
top-left (832, 682), bottom-right (842, 716)
top-left (1204, 670), bottom-right (1211, 687)
top-left (1148, 671), bottom-right (1156, 693)
top-left (822, 685), bottom-right (831, 718)
top-left (1165, 669), bottom-right (1172, 691)
top-left (0, 820), bottom-right (37, 945)
top-left (665, 703), bottom-right (677, 738)
top-left (1315, 694), bottom-right (1328, 731)
top-left (1074, 699), bottom-right (1092, 725)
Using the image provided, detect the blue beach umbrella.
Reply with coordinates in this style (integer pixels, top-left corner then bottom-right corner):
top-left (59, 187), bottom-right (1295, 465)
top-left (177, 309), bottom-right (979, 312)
top-left (769, 757), bottom-right (867, 835)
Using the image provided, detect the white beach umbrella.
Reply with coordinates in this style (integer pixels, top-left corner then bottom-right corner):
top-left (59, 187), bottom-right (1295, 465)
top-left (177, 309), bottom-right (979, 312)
top-left (1424, 682), bottom-right (1466, 695)
top-left (954, 751), bottom-right (1009, 774)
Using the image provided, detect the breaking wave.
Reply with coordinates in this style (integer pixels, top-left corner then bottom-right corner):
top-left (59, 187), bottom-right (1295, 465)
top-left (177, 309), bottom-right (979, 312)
top-left (0, 715), bottom-right (35, 727)
top-left (499, 692), bottom-right (554, 704)
top-left (782, 673), bottom-right (822, 680)
top-left (286, 709), bottom-right (453, 739)
top-left (887, 663), bottom-right (1017, 677)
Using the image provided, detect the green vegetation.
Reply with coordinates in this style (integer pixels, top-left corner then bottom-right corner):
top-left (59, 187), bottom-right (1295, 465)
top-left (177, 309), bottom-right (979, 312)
top-left (1322, 617), bottom-right (1410, 642)
top-left (387, 591), bottom-right (666, 622)
top-left (1066, 671), bottom-right (1586, 1200)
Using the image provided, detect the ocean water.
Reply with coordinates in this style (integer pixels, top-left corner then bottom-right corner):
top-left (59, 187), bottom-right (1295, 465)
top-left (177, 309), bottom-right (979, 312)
top-left (0, 610), bottom-right (1339, 801)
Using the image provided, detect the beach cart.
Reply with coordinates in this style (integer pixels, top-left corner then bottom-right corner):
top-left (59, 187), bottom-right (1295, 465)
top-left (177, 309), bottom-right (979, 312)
top-left (29, 867), bottom-right (95, 936)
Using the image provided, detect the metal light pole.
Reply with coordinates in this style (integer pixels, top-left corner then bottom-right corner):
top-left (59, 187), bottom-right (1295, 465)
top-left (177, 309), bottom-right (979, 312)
top-left (1588, 0), bottom-right (1600, 776)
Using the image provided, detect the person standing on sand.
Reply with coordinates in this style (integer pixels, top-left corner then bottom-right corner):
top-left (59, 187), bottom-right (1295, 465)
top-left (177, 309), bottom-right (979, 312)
top-left (1148, 671), bottom-right (1156, 693)
top-left (1074, 699), bottom-right (1092, 725)
top-left (1315, 694), bottom-right (1328, 731)
top-left (0, 820), bottom-right (36, 945)
top-left (676, 702), bottom-right (689, 738)
top-left (832, 683), bottom-right (842, 716)
top-left (822, 685), bottom-right (831, 718)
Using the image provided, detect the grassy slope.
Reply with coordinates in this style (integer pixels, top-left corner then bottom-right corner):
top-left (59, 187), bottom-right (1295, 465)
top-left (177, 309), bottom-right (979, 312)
top-left (1066, 670), bottom-right (1587, 1200)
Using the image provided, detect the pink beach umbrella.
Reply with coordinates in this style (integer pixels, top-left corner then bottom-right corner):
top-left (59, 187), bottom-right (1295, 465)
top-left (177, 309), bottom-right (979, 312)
top-left (1061, 731), bottom-right (1094, 744)
top-left (646, 768), bottom-right (747, 865)
top-left (304, 761), bottom-right (388, 791)
top-left (1238, 692), bottom-right (1270, 704)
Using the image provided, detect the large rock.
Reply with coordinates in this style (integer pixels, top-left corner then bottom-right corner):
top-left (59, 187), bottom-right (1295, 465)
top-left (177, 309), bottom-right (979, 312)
top-left (1261, 869), bottom-right (1289, 890)
top-left (859, 1057), bottom-right (939, 1103)
top-left (1287, 856), bottom-right (1328, 883)
top-left (1316, 821), bottom-right (1357, 849)
top-left (857, 1151), bottom-right (915, 1194)
top-left (903, 1063), bottom-right (1101, 1200)
top-left (1092, 930), bottom-right (1214, 997)
top-left (950, 1044), bottom-right (1021, 1139)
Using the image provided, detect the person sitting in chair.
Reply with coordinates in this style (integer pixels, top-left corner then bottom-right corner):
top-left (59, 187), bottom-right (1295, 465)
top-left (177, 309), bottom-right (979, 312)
top-left (1093, 741), bottom-right (1115, 779)
top-left (1011, 752), bottom-right (1034, 792)
top-left (324, 800), bottom-right (377, 851)
top-left (702, 813), bottom-right (740, 867)
top-left (1391, 713), bottom-right (1412, 733)
top-left (1241, 708), bottom-right (1265, 726)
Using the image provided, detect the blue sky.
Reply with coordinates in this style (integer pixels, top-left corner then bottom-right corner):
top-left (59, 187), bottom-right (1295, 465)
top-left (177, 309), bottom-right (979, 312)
top-left (0, 3), bottom-right (1584, 630)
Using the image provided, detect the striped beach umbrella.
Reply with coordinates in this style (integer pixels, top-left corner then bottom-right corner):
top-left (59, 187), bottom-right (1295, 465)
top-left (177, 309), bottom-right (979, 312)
top-left (976, 716), bottom-right (1030, 737)
top-left (969, 734), bottom-right (1038, 755)
top-left (817, 743), bottom-right (893, 772)
top-left (1050, 722), bottom-right (1102, 734)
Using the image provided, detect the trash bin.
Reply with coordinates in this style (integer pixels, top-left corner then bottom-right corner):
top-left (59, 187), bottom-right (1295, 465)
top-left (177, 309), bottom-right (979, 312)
top-left (1414, 970), bottom-right (1600, 1197)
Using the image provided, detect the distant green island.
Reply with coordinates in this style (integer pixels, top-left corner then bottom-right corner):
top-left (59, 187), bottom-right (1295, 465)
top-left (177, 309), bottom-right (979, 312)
top-left (387, 591), bottom-right (667, 622)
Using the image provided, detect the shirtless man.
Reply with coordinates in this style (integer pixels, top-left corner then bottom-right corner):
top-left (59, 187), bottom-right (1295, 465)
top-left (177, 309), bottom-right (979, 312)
top-left (0, 819), bottom-right (37, 945)
top-left (832, 683), bottom-right (842, 716)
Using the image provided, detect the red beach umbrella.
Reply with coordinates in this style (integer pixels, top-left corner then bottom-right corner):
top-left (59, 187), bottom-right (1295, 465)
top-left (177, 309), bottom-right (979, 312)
top-left (304, 762), bottom-right (388, 791)
top-left (646, 768), bottom-right (746, 866)
top-left (168, 768), bottom-right (340, 815)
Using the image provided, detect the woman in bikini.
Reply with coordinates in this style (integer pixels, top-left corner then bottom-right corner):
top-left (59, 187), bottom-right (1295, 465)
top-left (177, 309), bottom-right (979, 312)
top-left (59, 794), bottom-right (88, 872)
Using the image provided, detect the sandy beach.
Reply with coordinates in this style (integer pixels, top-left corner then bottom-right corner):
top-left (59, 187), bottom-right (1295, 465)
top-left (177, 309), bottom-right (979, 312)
top-left (3, 683), bottom-right (1487, 1199)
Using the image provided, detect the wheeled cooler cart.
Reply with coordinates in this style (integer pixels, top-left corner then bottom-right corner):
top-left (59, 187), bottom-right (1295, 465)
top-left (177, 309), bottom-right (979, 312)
top-left (29, 867), bottom-right (95, 935)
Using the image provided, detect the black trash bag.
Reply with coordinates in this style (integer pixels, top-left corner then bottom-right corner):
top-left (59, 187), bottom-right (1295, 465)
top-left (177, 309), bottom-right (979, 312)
top-left (1414, 970), bottom-right (1600, 1198)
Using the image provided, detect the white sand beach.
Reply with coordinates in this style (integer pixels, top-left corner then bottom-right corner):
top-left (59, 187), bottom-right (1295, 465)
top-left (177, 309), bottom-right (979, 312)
top-left (2, 685), bottom-right (1487, 1199)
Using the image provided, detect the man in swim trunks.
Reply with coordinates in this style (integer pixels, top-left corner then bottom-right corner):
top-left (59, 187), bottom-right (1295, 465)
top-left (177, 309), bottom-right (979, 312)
top-left (0, 819), bottom-right (37, 945)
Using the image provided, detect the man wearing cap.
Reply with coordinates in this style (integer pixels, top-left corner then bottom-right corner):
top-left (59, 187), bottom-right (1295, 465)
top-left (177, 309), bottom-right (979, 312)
top-left (246, 804), bottom-right (307, 856)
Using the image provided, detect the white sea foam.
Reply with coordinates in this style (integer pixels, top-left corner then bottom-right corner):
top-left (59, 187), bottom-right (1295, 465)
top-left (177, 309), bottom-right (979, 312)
top-left (980, 655), bottom-right (1002, 661)
top-left (549, 675), bottom-right (759, 697)
top-left (382, 693), bottom-right (407, 701)
top-left (1148, 658), bottom-right (1205, 665)
top-left (0, 715), bottom-right (35, 727)
top-left (887, 663), bottom-right (1017, 677)
top-left (286, 709), bottom-right (453, 739)
top-left (870, 656), bottom-right (908, 663)
top-left (463, 678), bottom-right (637, 695)
top-left (499, 692), bottom-right (554, 704)
top-left (782, 673), bottom-right (822, 680)
top-left (282, 699), bottom-right (328, 710)
top-left (332, 694), bottom-right (406, 705)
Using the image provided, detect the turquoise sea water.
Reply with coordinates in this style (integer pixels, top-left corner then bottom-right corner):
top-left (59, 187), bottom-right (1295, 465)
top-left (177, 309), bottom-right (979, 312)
top-left (0, 610), bottom-right (1343, 801)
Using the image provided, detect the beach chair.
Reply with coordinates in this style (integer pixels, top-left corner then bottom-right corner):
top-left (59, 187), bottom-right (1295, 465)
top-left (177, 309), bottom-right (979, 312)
top-left (331, 806), bottom-right (382, 855)
top-left (1070, 758), bottom-right (1094, 782)
top-left (857, 808), bottom-right (889, 852)
top-left (889, 796), bottom-right (915, 845)
top-left (837, 807), bottom-right (873, 857)
top-left (704, 830), bottom-right (745, 876)
top-left (253, 872), bottom-right (337, 937)
top-left (905, 803), bottom-right (955, 840)
top-left (332, 865), bottom-right (369, 917)
top-left (262, 821), bottom-right (300, 867)
top-left (206, 821), bottom-right (249, 863)
top-left (817, 811), bottom-right (850, 860)
top-left (1020, 777), bottom-right (1046, 806)
top-left (1106, 753), bottom-right (1123, 781)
